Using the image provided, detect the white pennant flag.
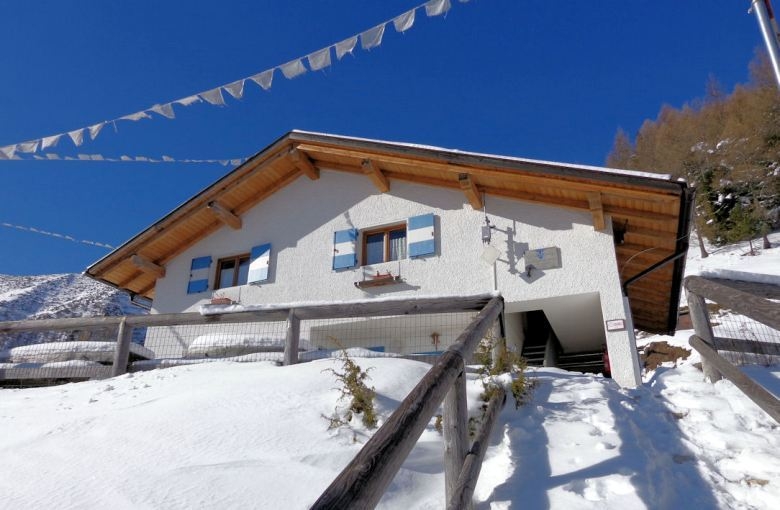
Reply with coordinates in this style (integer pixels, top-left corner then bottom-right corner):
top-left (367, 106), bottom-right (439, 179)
top-left (150, 103), bottom-right (176, 119)
top-left (425, 0), bottom-right (451, 17)
top-left (0, 145), bottom-right (16, 159)
top-left (68, 128), bottom-right (85, 147)
top-left (78, 154), bottom-right (90, 160)
top-left (64, 156), bottom-right (76, 160)
top-left (307, 47), bottom-right (332, 71)
top-left (175, 95), bottom-right (202, 107)
top-left (393, 9), bottom-right (416, 32)
top-left (46, 153), bottom-right (60, 160)
top-left (200, 87), bottom-right (226, 106)
top-left (41, 134), bottom-right (62, 150)
top-left (120, 155), bottom-right (132, 161)
top-left (360, 23), bottom-right (386, 50)
top-left (33, 155), bottom-right (45, 160)
top-left (230, 159), bottom-right (241, 166)
top-left (224, 80), bottom-right (245, 99)
top-left (250, 69), bottom-right (274, 90)
top-left (335, 36), bottom-right (358, 59)
top-left (279, 59), bottom-right (307, 79)
top-left (162, 155), bottom-right (174, 162)
top-left (89, 122), bottom-right (106, 140)
top-left (120, 111), bottom-right (151, 122)
top-left (17, 140), bottom-right (40, 153)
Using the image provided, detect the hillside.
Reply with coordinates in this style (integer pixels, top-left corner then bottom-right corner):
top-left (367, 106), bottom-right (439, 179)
top-left (0, 273), bottom-right (146, 349)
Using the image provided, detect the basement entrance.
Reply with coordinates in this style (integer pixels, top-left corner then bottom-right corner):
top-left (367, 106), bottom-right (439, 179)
top-left (513, 309), bottom-right (607, 376)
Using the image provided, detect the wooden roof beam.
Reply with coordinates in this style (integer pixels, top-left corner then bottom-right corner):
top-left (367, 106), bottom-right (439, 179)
top-left (207, 200), bottom-right (242, 230)
top-left (587, 192), bottom-right (605, 231)
top-left (290, 148), bottom-right (320, 180)
top-left (129, 255), bottom-right (165, 280)
top-left (361, 159), bottom-right (390, 193)
top-left (458, 174), bottom-right (483, 210)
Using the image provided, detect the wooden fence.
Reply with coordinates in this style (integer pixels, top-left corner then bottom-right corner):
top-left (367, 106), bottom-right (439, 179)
top-left (685, 275), bottom-right (780, 424)
top-left (0, 295), bottom-right (493, 380)
top-left (312, 296), bottom-right (506, 509)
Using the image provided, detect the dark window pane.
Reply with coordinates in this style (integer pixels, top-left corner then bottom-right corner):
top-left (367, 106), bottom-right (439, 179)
top-left (218, 259), bottom-right (236, 289)
top-left (237, 257), bottom-right (250, 285)
top-left (388, 229), bottom-right (407, 261)
top-left (365, 232), bottom-right (385, 264)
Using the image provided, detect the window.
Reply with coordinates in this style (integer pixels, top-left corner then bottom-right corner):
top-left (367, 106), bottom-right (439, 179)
top-left (215, 254), bottom-right (250, 289)
top-left (362, 224), bottom-right (407, 265)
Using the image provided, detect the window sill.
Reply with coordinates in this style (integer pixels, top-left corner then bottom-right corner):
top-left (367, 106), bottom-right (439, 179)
top-left (354, 272), bottom-right (403, 289)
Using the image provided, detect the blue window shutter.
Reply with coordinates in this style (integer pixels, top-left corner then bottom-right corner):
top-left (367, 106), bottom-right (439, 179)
top-left (408, 213), bottom-right (435, 257)
top-left (187, 255), bottom-right (212, 294)
top-left (248, 243), bottom-right (271, 284)
top-left (333, 228), bottom-right (358, 269)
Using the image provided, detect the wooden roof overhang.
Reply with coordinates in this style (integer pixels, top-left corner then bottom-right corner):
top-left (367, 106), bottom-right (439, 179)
top-left (85, 130), bottom-right (692, 334)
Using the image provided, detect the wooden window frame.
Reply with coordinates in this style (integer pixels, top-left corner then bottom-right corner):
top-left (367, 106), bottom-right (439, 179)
top-left (214, 253), bottom-right (250, 289)
top-left (361, 223), bottom-right (406, 266)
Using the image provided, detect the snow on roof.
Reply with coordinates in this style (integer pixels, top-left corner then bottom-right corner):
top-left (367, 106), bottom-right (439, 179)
top-left (291, 129), bottom-right (676, 182)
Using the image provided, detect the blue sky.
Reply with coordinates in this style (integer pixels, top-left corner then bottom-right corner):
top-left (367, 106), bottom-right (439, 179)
top-left (0, 0), bottom-right (766, 276)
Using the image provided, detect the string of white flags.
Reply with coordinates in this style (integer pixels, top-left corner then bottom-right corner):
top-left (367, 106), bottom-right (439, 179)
top-left (1, 222), bottom-right (114, 249)
top-left (0, 0), bottom-right (464, 161)
top-left (8, 152), bottom-right (248, 167)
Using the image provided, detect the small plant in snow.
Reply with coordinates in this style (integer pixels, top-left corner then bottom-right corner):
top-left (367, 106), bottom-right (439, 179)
top-left (322, 339), bottom-right (377, 430)
top-left (475, 334), bottom-right (530, 409)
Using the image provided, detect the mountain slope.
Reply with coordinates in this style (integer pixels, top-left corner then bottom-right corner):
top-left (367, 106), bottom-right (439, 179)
top-left (0, 273), bottom-right (146, 349)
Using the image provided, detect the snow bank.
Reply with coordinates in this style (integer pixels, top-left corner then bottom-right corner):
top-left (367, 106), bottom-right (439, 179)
top-left (0, 341), bottom-right (154, 363)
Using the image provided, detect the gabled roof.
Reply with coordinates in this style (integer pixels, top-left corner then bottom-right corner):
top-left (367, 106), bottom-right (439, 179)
top-left (85, 130), bottom-right (692, 334)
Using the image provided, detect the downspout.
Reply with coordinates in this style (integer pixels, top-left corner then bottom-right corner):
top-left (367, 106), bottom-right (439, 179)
top-left (622, 186), bottom-right (694, 335)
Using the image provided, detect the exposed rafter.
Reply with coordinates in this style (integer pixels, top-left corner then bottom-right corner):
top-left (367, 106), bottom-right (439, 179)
top-left (207, 200), bottom-right (242, 230)
top-left (361, 158), bottom-right (390, 192)
top-left (130, 255), bottom-right (165, 278)
top-left (587, 192), bottom-right (605, 231)
top-left (290, 148), bottom-right (320, 180)
top-left (458, 173), bottom-right (483, 210)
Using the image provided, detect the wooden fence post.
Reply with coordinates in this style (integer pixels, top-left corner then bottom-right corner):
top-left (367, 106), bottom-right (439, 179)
top-left (283, 309), bottom-right (300, 366)
top-left (443, 369), bottom-right (468, 503)
top-left (686, 291), bottom-right (721, 382)
top-left (111, 317), bottom-right (133, 377)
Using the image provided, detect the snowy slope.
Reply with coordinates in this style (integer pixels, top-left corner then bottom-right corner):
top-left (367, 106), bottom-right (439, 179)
top-left (0, 237), bottom-right (777, 508)
top-left (0, 273), bottom-right (146, 349)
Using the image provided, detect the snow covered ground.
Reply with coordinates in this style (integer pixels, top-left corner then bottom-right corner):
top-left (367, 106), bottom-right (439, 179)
top-left (0, 234), bottom-right (778, 509)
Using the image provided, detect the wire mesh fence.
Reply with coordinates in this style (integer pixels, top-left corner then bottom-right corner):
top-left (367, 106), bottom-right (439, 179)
top-left (710, 305), bottom-right (780, 366)
top-left (0, 296), bottom-right (489, 387)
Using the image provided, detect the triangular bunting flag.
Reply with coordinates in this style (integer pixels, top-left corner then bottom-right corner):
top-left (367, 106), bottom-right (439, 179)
top-left (175, 95), bottom-right (202, 107)
top-left (89, 122), bottom-right (106, 140)
top-left (0, 145), bottom-right (15, 159)
top-left (393, 9), bottom-right (416, 32)
top-left (335, 36), bottom-right (358, 59)
top-left (200, 87), bottom-right (226, 106)
top-left (46, 153), bottom-right (60, 160)
top-left (41, 134), bottom-right (62, 150)
top-left (250, 69), bottom-right (274, 90)
top-left (279, 59), bottom-right (307, 79)
top-left (120, 111), bottom-right (151, 122)
top-left (230, 159), bottom-right (241, 166)
top-left (307, 47), bottom-right (332, 71)
top-left (17, 140), bottom-right (40, 153)
top-left (360, 23), bottom-right (386, 50)
top-left (425, 0), bottom-right (451, 17)
top-left (150, 103), bottom-right (176, 119)
top-left (162, 155), bottom-right (174, 162)
top-left (224, 80), bottom-right (245, 99)
top-left (68, 128), bottom-right (85, 147)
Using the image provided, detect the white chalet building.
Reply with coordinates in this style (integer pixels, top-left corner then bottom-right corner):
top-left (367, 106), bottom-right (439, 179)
top-left (87, 131), bottom-right (693, 388)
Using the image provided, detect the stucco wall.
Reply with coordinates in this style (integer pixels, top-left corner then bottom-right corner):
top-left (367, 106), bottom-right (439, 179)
top-left (151, 170), bottom-right (641, 387)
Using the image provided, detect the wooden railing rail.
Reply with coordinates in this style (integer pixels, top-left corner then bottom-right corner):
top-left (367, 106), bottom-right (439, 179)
top-left (689, 335), bottom-right (780, 423)
top-left (311, 296), bottom-right (504, 509)
top-left (684, 275), bottom-right (780, 424)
